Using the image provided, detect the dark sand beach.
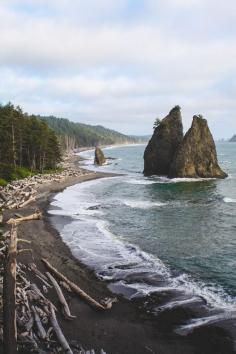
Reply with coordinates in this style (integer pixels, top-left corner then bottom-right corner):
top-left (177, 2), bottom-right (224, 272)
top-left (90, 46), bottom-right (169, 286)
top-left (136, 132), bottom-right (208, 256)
top-left (2, 155), bottom-right (235, 354)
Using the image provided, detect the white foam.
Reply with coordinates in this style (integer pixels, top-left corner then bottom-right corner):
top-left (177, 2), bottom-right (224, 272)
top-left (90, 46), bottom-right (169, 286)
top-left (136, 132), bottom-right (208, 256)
top-left (224, 197), bottom-right (236, 203)
top-left (122, 199), bottom-right (166, 209)
top-left (50, 170), bottom-right (236, 316)
top-left (158, 297), bottom-right (202, 312)
top-left (176, 311), bottom-right (236, 335)
top-left (126, 179), bottom-right (157, 185)
top-left (125, 176), bottom-right (217, 186)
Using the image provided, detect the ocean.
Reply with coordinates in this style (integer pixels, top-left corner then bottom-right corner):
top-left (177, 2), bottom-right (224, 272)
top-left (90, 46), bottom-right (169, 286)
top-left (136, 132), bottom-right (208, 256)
top-left (49, 143), bottom-right (236, 335)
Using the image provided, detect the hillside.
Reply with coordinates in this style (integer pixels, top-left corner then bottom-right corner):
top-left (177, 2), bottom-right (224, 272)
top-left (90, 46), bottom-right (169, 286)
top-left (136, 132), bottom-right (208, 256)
top-left (229, 135), bottom-right (236, 142)
top-left (40, 116), bottom-right (139, 150)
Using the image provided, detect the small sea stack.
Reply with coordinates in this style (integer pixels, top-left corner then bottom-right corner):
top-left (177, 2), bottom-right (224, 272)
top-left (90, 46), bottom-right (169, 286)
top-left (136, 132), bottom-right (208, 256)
top-left (94, 147), bottom-right (106, 165)
top-left (169, 115), bottom-right (228, 179)
top-left (143, 106), bottom-right (184, 176)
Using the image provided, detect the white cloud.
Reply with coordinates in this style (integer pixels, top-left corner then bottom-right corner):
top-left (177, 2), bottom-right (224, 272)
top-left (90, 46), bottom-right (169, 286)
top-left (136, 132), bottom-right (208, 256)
top-left (0, 1), bottom-right (236, 138)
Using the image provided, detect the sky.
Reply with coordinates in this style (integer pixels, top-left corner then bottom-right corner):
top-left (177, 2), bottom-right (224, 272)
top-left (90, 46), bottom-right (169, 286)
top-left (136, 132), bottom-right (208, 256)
top-left (0, 0), bottom-right (236, 138)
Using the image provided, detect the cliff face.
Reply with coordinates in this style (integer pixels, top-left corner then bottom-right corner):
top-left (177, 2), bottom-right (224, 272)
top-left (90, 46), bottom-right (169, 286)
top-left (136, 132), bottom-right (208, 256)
top-left (143, 106), bottom-right (183, 176)
top-left (169, 116), bottom-right (227, 178)
top-left (229, 135), bottom-right (236, 142)
top-left (94, 147), bottom-right (106, 165)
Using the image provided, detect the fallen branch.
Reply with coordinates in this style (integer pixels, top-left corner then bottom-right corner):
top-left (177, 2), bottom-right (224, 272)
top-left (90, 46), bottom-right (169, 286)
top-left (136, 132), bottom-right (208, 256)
top-left (3, 225), bottom-right (18, 354)
top-left (31, 305), bottom-right (47, 339)
top-left (42, 258), bottom-right (109, 310)
top-left (49, 303), bottom-right (73, 354)
top-left (46, 272), bottom-right (76, 320)
top-left (7, 211), bottom-right (42, 225)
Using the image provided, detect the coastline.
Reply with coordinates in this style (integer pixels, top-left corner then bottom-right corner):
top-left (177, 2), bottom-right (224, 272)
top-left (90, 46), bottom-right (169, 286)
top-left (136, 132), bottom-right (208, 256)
top-left (2, 155), bottom-right (235, 354)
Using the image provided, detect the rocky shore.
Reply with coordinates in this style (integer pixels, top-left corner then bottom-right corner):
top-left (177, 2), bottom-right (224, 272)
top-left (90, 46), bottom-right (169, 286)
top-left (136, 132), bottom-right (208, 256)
top-left (0, 153), bottom-right (235, 353)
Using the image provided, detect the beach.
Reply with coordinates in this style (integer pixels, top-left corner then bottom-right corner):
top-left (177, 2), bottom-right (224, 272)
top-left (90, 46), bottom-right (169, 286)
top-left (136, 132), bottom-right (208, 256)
top-left (2, 154), bottom-right (235, 354)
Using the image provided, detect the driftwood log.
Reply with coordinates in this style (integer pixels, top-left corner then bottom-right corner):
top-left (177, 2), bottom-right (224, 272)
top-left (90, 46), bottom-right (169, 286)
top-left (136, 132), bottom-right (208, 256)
top-left (42, 258), bottom-right (108, 310)
top-left (7, 211), bottom-right (42, 225)
top-left (46, 272), bottom-right (76, 320)
top-left (49, 303), bottom-right (73, 354)
top-left (3, 226), bottom-right (17, 354)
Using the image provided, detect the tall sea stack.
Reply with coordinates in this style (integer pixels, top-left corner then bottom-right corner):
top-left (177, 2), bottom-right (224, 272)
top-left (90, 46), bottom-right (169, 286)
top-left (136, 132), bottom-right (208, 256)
top-left (143, 106), bottom-right (183, 176)
top-left (94, 147), bottom-right (106, 165)
top-left (169, 115), bottom-right (228, 179)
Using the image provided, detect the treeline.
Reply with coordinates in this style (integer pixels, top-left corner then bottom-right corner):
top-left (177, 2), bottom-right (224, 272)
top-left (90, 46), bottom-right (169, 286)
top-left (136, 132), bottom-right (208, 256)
top-left (0, 103), bottom-right (61, 183)
top-left (40, 116), bottom-right (138, 150)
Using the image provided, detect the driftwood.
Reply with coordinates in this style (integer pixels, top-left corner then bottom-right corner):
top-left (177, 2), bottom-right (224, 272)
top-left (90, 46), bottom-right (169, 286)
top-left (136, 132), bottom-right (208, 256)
top-left (3, 225), bottom-right (17, 354)
top-left (0, 165), bottom-right (92, 211)
top-left (49, 303), bottom-right (73, 354)
top-left (42, 258), bottom-right (113, 310)
top-left (7, 211), bottom-right (42, 225)
top-left (46, 272), bottom-right (76, 320)
top-left (31, 305), bottom-right (47, 339)
top-left (18, 196), bottom-right (36, 208)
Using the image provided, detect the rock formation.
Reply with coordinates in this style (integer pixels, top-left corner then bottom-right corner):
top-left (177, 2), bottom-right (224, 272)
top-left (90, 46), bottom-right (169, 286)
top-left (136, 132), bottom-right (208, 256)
top-left (169, 115), bottom-right (227, 179)
top-left (143, 106), bottom-right (184, 176)
top-left (229, 134), bottom-right (236, 142)
top-left (94, 147), bottom-right (106, 165)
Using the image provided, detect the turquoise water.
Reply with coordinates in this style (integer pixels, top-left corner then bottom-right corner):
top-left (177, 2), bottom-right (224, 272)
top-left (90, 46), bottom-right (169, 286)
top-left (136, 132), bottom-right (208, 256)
top-left (50, 143), bottom-right (236, 319)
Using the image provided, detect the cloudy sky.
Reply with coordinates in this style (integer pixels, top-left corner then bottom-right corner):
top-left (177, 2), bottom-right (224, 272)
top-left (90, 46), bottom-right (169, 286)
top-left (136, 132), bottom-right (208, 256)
top-left (0, 0), bottom-right (236, 138)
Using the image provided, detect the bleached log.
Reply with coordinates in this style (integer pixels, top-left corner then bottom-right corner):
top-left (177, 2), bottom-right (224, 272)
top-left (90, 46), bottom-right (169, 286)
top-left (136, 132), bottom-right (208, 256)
top-left (46, 272), bottom-right (76, 320)
top-left (31, 306), bottom-right (47, 339)
top-left (3, 225), bottom-right (17, 354)
top-left (7, 211), bottom-right (42, 225)
top-left (42, 258), bottom-right (108, 310)
top-left (0, 191), bottom-right (7, 202)
top-left (49, 303), bottom-right (73, 354)
top-left (18, 196), bottom-right (35, 208)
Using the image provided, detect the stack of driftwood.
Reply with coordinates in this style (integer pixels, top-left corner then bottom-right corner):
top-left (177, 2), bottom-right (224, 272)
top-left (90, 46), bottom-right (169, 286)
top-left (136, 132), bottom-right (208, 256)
top-left (0, 212), bottom-right (116, 353)
top-left (0, 168), bottom-right (92, 211)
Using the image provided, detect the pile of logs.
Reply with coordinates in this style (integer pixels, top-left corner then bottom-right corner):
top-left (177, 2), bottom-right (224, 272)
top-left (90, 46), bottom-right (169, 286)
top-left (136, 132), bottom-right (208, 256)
top-left (0, 167), bottom-right (93, 211)
top-left (0, 212), bottom-right (116, 353)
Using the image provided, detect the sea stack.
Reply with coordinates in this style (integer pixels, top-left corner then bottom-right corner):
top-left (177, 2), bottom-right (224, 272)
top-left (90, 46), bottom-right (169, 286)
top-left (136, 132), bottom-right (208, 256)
top-left (94, 147), bottom-right (106, 165)
top-left (143, 106), bottom-right (183, 176)
top-left (169, 115), bottom-right (228, 179)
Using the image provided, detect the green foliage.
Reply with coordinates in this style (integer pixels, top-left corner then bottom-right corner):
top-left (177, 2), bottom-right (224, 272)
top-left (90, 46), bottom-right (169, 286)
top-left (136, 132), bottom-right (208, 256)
top-left (153, 118), bottom-right (161, 130)
top-left (0, 178), bottom-right (7, 186)
top-left (39, 116), bottom-right (138, 149)
top-left (0, 103), bottom-right (62, 180)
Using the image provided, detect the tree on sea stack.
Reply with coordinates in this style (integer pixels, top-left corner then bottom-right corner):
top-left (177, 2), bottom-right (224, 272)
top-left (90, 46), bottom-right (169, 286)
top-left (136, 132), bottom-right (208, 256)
top-left (94, 146), bottom-right (106, 165)
top-left (143, 106), bottom-right (184, 176)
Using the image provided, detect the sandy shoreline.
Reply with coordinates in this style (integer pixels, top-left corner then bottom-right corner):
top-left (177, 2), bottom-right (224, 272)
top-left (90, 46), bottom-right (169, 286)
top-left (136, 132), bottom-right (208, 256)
top-left (2, 156), bottom-right (235, 353)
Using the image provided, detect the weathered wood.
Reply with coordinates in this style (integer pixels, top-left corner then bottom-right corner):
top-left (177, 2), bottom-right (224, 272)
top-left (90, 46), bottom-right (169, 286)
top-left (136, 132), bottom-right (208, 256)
top-left (49, 303), bottom-right (73, 354)
top-left (46, 272), bottom-right (76, 320)
top-left (7, 211), bottom-right (42, 225)
top-left (42, 258), bottom-right (107, 310)
top-left (18, 196), bottom-right (35, 208)
top-left (3, 225), bottom-right (18, 354)
top-left (31, 305), bottom-right (47, 339)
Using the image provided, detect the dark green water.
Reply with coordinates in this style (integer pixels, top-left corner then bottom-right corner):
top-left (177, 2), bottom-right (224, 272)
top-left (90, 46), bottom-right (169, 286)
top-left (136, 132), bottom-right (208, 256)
top-left (51, 143), bottom-right (236, 315)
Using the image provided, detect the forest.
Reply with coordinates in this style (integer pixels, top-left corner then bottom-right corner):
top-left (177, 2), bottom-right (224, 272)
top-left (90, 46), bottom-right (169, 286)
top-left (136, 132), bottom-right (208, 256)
top-left (40, 116), bottom-right (138, 150)
top-left (0, 103), bottom-right (61, 185)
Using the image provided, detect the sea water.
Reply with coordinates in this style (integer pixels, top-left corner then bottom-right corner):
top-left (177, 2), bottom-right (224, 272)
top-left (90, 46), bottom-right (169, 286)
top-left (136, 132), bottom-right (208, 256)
top-left (49, 143), bottom-right (236, 332)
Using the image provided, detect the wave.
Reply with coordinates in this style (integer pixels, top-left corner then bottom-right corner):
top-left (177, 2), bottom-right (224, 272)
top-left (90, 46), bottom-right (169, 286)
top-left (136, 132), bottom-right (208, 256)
top-left (122, 199), bottom-right (166, 209)
top-left (176, 311), bottom-right (236, 336)
top-left (125, 179), bottom-right (157, 185)
top-left (224, 197), bottom-right (236, 203)
top-left (125, 176), bottom-right (217, 186)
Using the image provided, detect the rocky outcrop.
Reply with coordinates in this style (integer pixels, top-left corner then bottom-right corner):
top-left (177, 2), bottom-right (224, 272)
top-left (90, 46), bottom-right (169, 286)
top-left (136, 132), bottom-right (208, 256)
top-left (169, 115), bottom-right (227, 178)
top-left (94, 147), bottom-right (106, 165)
top-left (229, 135), bottom-right (236, 142)
top-left (143, 106), bottom-right (183, 176)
